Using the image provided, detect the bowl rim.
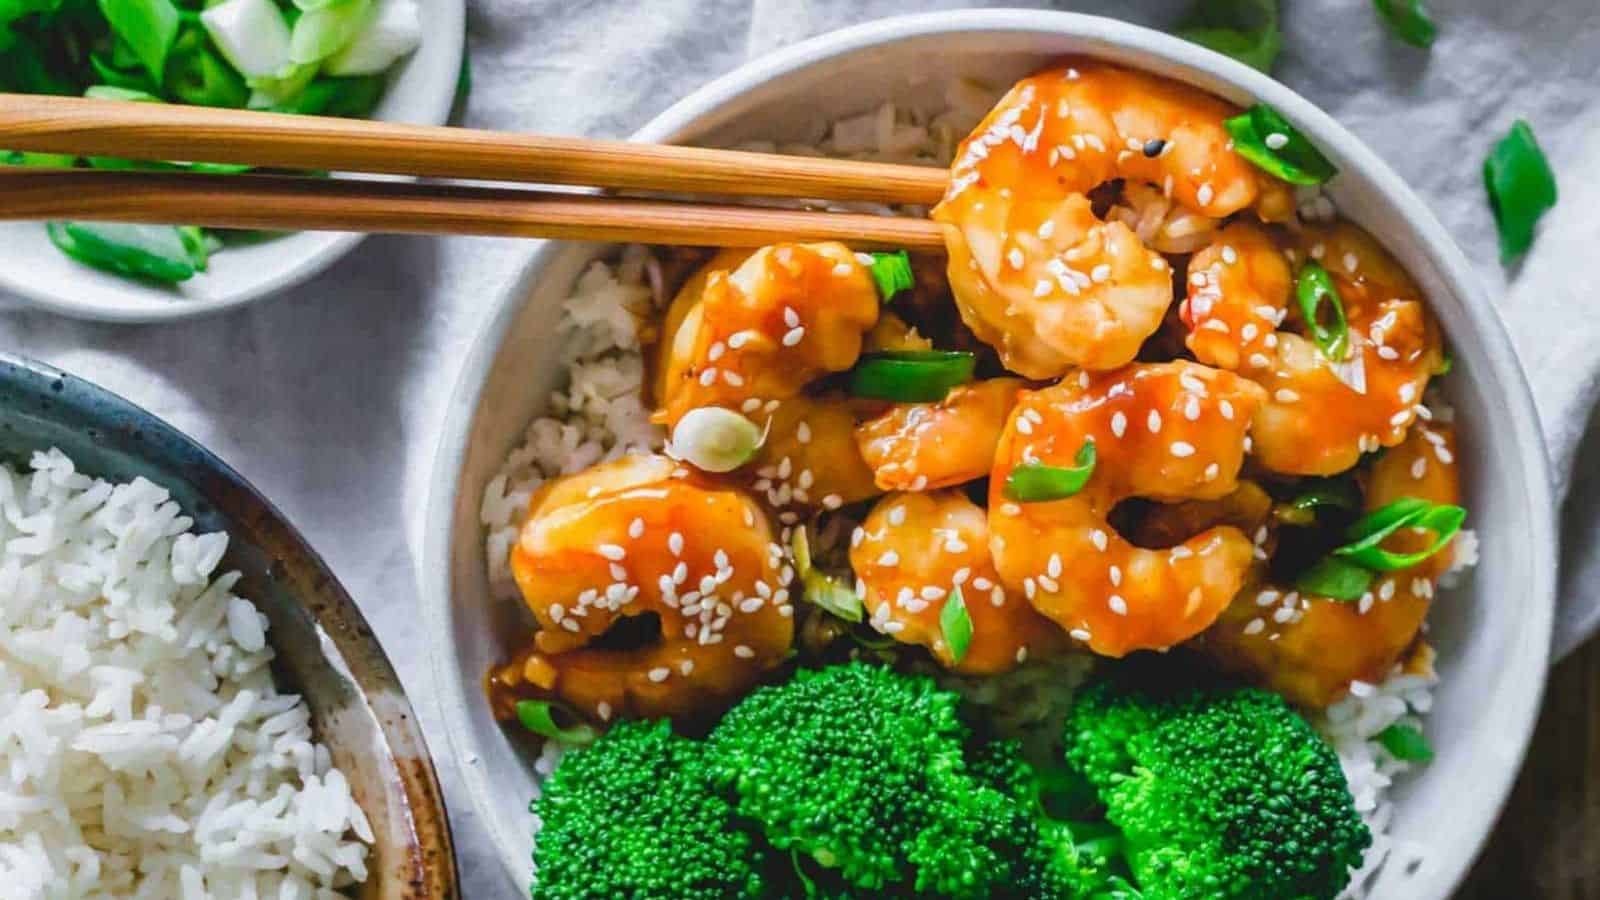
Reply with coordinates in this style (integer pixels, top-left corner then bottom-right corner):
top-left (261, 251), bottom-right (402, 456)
top-left (0, 350), bottom-right (462, 897)
top-left (421, 9), bottom-right (1556, 897)
top-left (0, 0), bottom-right (466, 324)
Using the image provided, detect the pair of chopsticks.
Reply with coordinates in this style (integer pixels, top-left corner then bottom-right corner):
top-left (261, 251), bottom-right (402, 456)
top-left (0, 94), bottom-right (950, 250)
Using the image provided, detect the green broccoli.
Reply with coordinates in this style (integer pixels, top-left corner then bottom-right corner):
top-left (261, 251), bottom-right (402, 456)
top-left (1062, 670), bottom-right (1371, 900)
top-left (531, 719), bottom-right (774, 899)
top-left (709, 661), bottom-right (1075, 898)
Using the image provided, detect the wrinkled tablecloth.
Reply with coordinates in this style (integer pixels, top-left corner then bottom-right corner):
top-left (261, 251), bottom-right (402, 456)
top-left (3, 2), bottom-right (1597, 895)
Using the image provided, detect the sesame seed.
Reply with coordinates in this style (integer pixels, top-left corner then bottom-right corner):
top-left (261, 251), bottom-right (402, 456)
top-left (1091, 264), bottom-right (1112, 282)
top-left (608, 563), bottom-right (627, 581)
top-left (1039, 219), bottom-right (1056, 239)
top-left (1273, 606), bottom-right (1296, 624)
top-left (1274, 388), bottom-right (1300, 403)
top-left (708, 341), bottom-right (726, 361)
top-left (1110, 411), bottom-right (1127, 437)
top-left (1197, 182), bottom-right (1215, 206)
top-left (1001, 503), bottom-right (1022, 517)
top-left (1091, 529), bottom-right (1108, 552)
top-left (1108, 594), bottom-right (1128, 615)
top-left (1190, 271), bottom-right (1209, 287)
top-left (1219, 399), bottom-right (1235, 420)
top-left (973, 576), bottom-right (994, 591)
top-left (782, 327), bottom-right (806, 347)
top-left (953, 567), bottom-right (971, 585)
top-left (1379, 580), bottom-right (1396, 601)
top-left (729, 330), bottom-right (756, 350)
top-left (921, 585), bottom-right (946, 601)
top-left (1398, 382), bottom-right (1416, 403)
top-left (1436, 446), bottom-right (1454, 464)
top-left (1265, 132), bottom-right (1289, 150)
top-left (698, 368), bottom-right (717, 386)
top-left (597, 702), bottom-right (613, 721)
top-left (910, 475), bottom-right (929, 491)
top-left (1007, 248), bottom-right (1025, 269)
top-left (1047, 553), bottom-right (1063, 578)
top-left (722, 370), bottom-right (745, 387)
top-left (1034, 279), bottom-right (1053, 297)
top-left (1070, 628), bottom-right (1092, 641)
top-left (741, 397), bottom-right (761, 412)
top-left (1184, 397), bottom-right (1200, 421)
top-left (888, 505), bottom-right (907, 526)
top-left (1148, 409), bottom-right (1163, 433)
top-left (1016, 417), bottom-right (1034, 435)
top-left (628, 517), bottom-right (645, 540)
top-left (1377, 345), bottom-right (1399, 360)
top-left (783, 306), bottom-right (800, 328)
top-left (1389, 409), bottom-right (1411, 427)
top-left (1243, 618), bottom-right (1265, 635)
top-left (1311, 242), bottom-right (1326, 259)
top-left (680, 660), bottom-right (695, 675)
top-left (1109, 565), bottom-right (1122, 586)
top-left (1204, 463), bottom-right (1219, 481)
top-left (598, 543), bottom-right (626, 561)
top-left (1038, 575), bottom-right (1060, 593)
top-left (1221, 245), bottom-right (1239, 264)
top-left (648, 667), bottom-right (670, 683)
top-left (878, 550), bottom-right (900, 567)
top-left (668, 532), bottom-right (684, 556)
top-left (1343, 252), bottom-right (1358, 273)
top-left (1241, 323), bottom-right (1258, 342)
top-left (1170, 441), bottom-right (1196, 458)
top-left (1358, 593), bottom-right (1374, 614)
top-left (822, 494), bottom-right (843, 510)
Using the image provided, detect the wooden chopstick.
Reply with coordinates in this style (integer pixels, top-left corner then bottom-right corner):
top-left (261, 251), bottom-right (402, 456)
top-left (0, 169), bottom-right (948, 250)
top-left (0, 94), bottom-right (951, 206)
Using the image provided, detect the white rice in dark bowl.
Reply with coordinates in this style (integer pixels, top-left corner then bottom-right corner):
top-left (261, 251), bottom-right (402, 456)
top-left (478, 90), bottom-right (1481, 899)
top-left (0, 449), bottom-right (372, 899)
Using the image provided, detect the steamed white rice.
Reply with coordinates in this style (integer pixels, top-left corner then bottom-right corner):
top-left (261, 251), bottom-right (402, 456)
top-left (479, 91), bottom-right (1479, 899)
top-left (0, 449), bottom-right (372, 899)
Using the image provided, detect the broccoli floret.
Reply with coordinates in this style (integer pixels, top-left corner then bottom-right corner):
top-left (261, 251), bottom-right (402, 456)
top-left (706, 662), bottom-right (975, 890)
top-left (710, 661), bottom-right (1076, 898)
top-left (531, 719), bottom-right (773, 899)
top-left (1062, 671), bottom-right (1371, 900)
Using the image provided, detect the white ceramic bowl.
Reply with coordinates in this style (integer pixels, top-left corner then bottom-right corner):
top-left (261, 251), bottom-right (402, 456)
top-left (423, 11), bottom-right (1556, 898)
top-left (0, 0), bottom-right (464, 323)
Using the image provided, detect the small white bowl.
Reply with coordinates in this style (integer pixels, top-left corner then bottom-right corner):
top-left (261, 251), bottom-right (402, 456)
top-left (0, 0), bottom-right (463, 323)
top-left (423, 11), bottom-right (1555, 898)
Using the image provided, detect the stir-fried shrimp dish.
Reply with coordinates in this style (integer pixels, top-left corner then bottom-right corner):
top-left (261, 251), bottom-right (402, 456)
top-left (483, 61), bottom-right (1472, 900)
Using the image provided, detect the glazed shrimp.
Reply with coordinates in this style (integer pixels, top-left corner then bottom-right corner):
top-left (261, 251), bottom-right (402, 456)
top-left (748, 393), bottom-right (881, 522)
top-left (850, 491), bottom-right (1066, 673)
top-left (855, 378), bottom-right (1024, 492)
top-left (988, 361), bottom-right (1267, 657)
top-left (1196, 423), bottom-right (1462, 707)
top-left (489, 455), bottom-right (793, 722)
top-left (931, 60), bottom-right (1294, 378)
top-left (1184, 221), bottom-right (1445, 475)
top-left (654, 242), bottom-right (879, 426)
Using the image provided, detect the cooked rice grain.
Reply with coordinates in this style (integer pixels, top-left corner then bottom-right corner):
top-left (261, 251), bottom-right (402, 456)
top-left (0, 449), bottom-right (371, 899)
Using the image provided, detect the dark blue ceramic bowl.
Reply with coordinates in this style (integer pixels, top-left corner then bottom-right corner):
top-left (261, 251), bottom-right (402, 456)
top-left (0, 354), bottom-right (458, 899)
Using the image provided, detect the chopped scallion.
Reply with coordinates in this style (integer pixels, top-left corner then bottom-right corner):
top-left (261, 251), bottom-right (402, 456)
top-left (46, 221), bottom-right (198, 282)
top-left (1294, 556), bottom-right (1373, 601)
top-left (514, 700), bottom-right (598, 746)
top-left (1174, 0), bottom-right (1282, 73)
top-left (1224, 103), bottom-right (1338, 186)
top-left (1377, 722), bottom-right (1434, 762)
top-left (940, 586), bottom-right (973, 664)
top-left (1332, 497), bottom-right (1465, 571)
top-left (1004, 440), bottom-right (1096, 503)
top-left (1373, 0), bottom-right (1437, 49)
top-left (1295, 262), bottom-right (1350, 361)
top-left (848, 350), bottom-right (975, 403)
top-left (1484, 120), bottom-right (1557, 263)
top-left (803, 569), bottom-right (863, 623)
top-left (868, 250), bottom-right (914, 300)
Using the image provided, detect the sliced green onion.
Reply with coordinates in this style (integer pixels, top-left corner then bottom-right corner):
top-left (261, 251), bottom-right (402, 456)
top-left (1434, 351), bottom-right (1453, 376)
top-left (167, 37), bottom-right (250, 107)
top-left (803, 569), bottom-right (863, 623)
top-left (514, 700), bottom-right (597, 746)
top-left (868, 250), bottom-right (913, 300)
top-left (1224, 103), bottom-right (1338, 186)
top-left (47, 221), bottom-right (197, 282)
top-left (277, 74), bottom-right (385, 117)
top-left (848, 350), bottom-right (975, 403)
top-left (940, 586), bottom-right (972, 664)
top-left (199, 0), bottom-right (292, 78)
top-left (84, 84), bottom-right (162, 102)
top-left (1004, 440), bottom-right (1096, 503)
top-left (1294, 556), bottom-right (1373, 601)
top-left (1373, 0), bottom-right (1437, 49)
top-left (1174, 0), bottom-right (1282, 73)
top-left (177, 225), bottom-right (211, 271)
top-left (1484, 120), bottom-right (1557, 263)
top-left (789, 525), bottom-right (813, 577)
top-left (1377, 722), bottom-right (1434, 762)
top-left (666, 406), bottom-right (765, 473)
top-left (1332, 497), bottom-right (1466, 571)
top-left (2, 150), bottom-right (77, 168)
top-left (98, 0), bottom-right (182, 83)
top-left (324, 0), bottom-right (420, 76)
top-left (287, 0), bottom-right (370, 65)
top-left (1295, 262), bottom-right (1350, 361)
